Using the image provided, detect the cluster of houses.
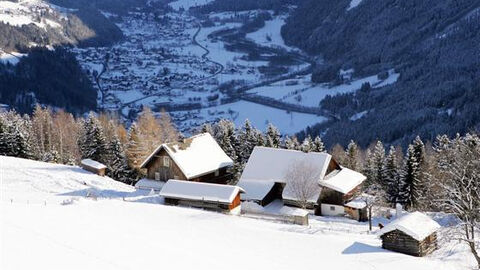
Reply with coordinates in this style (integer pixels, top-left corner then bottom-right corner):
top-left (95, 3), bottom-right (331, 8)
top-left (82, 132), bottom-right (442, 257)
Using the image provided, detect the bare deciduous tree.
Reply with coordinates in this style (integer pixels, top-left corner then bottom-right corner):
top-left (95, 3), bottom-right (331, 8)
top-left (283, 160), bottom-right (321, 209)
top-left (435, 134), bottom-right (480, 268)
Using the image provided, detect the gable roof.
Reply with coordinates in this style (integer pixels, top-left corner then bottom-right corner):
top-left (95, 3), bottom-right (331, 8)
top-left (140, 133), bottom-right (233, 179)
top-left (159, 179), bottom-right (244, 204)
top-left (378, 212), bottom-right (441, 241)
top-left (240, 147), bottom-right (332, 183)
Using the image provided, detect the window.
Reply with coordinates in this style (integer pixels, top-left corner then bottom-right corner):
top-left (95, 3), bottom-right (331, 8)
top-left (155, 172), bottom-right (160, 181)
top-left (163, 156), bottom-right (170, 167)
top-left (214, 170), bottom-right (219, 177)
top-left (330, 206), bottom-right (335, 211)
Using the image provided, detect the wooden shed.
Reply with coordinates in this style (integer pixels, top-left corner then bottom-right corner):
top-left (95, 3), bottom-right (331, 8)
top-left (159, 180), bottom-right (245, 214)
top-left (379, 212), bottom-right (441, 256)
top-left (80, 159), bottom-right (107, 176)
top-left (140, 133), bottom-right (233, 184)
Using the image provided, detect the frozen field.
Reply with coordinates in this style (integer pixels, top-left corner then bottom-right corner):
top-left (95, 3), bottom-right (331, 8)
top-left (0, 156), bottom-right (474, 270)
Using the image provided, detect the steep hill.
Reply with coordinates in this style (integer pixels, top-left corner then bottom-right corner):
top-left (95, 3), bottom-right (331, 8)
top-left (283, 0), bottom-right (480, 147)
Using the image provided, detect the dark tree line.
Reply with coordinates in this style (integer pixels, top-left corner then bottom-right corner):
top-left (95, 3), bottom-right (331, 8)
top-left (0, 47), bottom-right (97, 114)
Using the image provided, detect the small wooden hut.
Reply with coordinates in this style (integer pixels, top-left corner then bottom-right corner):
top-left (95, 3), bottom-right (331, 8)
top-left (379, 212), bottom-right (441, 256)
top-left (159, 180), bottom-right (244, 214)
top-left (80, 159), bottom-right (107, 176)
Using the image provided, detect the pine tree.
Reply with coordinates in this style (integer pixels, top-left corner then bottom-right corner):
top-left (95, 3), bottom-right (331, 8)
top-left (237, 119), bottom-right (257, 164)
top-left (383, 146), bottom-right (402, 205)
top-left (401, 136), bottom-right (427, 209)
top-left (301, 135), bottom-right (314, 152)
top-left (401, 144), bottom-right (418, 208)
top-left (78, 113), bottom-right (108, 165)
top-left (200, 123), bottom-right (213, 135)
top-left (265, 124), bottom-right (281, 148)
top-left (284, 136), bottom-right (300, 150)
top-left (313, 136), bottom-right (325, 152)
top-left (343, 140), bottom-right (359, 171)
top-left (371, 141), bottom-right (386, 187)
top-left (107, 132), bottom-right (134, 184)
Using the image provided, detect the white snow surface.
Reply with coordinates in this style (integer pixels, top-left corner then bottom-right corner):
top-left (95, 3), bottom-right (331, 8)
top-left (344, 197), bottom-right (367, 209)
top-left (319, 167), bottom-right (366, 194)
top-left (245, 16), bottom-right (294, 50)
top-left (378, 211), bottom-right (441, 241)
top-left (159, 179), bottom-right (244, 203)
top-left (240, 147), bottom-right (331, 183)
top-left (80, 159), bottom-right (107, 170)
top-left (134, 178), bottom-right (165, 191)
top-left (141, 133), bottom-right (233, 179)
top-left (0, 51), bottom-right (26, 65)
top-left (0, 156), bottom-right (474, 269)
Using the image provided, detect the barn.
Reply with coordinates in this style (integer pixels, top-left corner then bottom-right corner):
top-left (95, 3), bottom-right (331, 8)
top-left (379, 212), bottom-right (441, 256)
top-left (140, 133), bottom-right (233, 184)
top-left (237, 147), bottom-right (366, 218)
top-left (80, 159), bottom-right (107, 176)
top-left (159, 180), bottom-right (244, 214)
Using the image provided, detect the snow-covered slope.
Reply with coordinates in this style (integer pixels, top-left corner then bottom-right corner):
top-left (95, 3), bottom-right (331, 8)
top-left (0, 156), bottom-right (474, 269)
top-left (0, 156), bottom-right (136, 203)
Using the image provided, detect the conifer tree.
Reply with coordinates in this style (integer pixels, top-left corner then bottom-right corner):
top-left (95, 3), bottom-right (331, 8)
top-left (284, 136), bottom-right (300, 150)
top-left (313, 136), bottom-right (325, 152)
top-left (237, 119), bottom-right (257, 164)
top-left (401, 136), bottom-right (426, 209)
top-left (265, 124), bottom-right (281, 148)
top-left (78, 113), bottom-right (108, 165)
top-left (301, 135), bottom-right (313, 152)
top-left (343, 140), bottom-right (360, 171)
top-left (383, 146), bottom-right (402, 205)
top-left (107, 132), bottom-right (134, 184)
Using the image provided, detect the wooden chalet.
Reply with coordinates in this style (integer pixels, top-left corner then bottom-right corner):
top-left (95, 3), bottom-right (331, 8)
top-left (159, 180), bottom-right (244, 214)
top-left (80, 159), bottom-right (107, 176)
top-left (379, 212), bottom-right (441, 256)
top-left (237, 147), bottom-right (366, 219)
top-left (140, 133), bottom-right (233, 184)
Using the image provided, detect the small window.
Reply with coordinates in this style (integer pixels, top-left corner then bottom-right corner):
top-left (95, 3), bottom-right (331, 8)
top-left (214, 170), bottom-right (219, 177)
top-left (330, 206), bottom-right (335, 211)
top-left (154, 172), bottom-right (160, 181)
top-left (163, 156), bottom-right (170, 167)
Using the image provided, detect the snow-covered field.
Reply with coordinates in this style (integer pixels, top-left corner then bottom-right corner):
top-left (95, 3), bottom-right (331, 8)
top-left (0, 156), bottom-right (474, 270)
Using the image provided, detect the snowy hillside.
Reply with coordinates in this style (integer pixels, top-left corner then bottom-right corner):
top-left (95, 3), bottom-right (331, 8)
top-left (0, 156), bottom-right (474, 269)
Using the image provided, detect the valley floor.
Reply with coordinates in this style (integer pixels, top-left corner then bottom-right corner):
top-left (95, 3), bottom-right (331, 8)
top-left (0, 156), bottom-right (473, 270)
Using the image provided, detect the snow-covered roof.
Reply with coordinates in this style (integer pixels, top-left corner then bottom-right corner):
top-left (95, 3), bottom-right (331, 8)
top-left (140, 133), bottom-right (233, 179)
top-left (237, 179), bottom-right (276, 201)
top-left (344, 197), bottom-right (367, 209)
top-left (240, 147), bottom-right (332, 183)
top-left (319, 167), bottom-right (366, 194)
top-left (81, 159), bottom-right (107, 170)
top-left (378, 212), bottom-right (441, 241)
top-left (159, 180), bottom-right (244, 204)
top-left (135, 178), bottom-right (165, 191)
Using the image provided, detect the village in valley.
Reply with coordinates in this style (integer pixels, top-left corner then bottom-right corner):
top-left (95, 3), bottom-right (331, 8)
top-left (0, 0), bottom-right (479, 270)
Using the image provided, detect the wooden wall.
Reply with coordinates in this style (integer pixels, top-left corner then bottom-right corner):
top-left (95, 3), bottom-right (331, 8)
top-left (145, 148), bottom-right (186, 181)
top-left (381, 230), bottom-right (438, 257)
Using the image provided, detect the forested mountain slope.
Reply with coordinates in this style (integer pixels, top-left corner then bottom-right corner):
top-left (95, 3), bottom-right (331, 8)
top-left (283, 0), bottom-right (480, 147)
